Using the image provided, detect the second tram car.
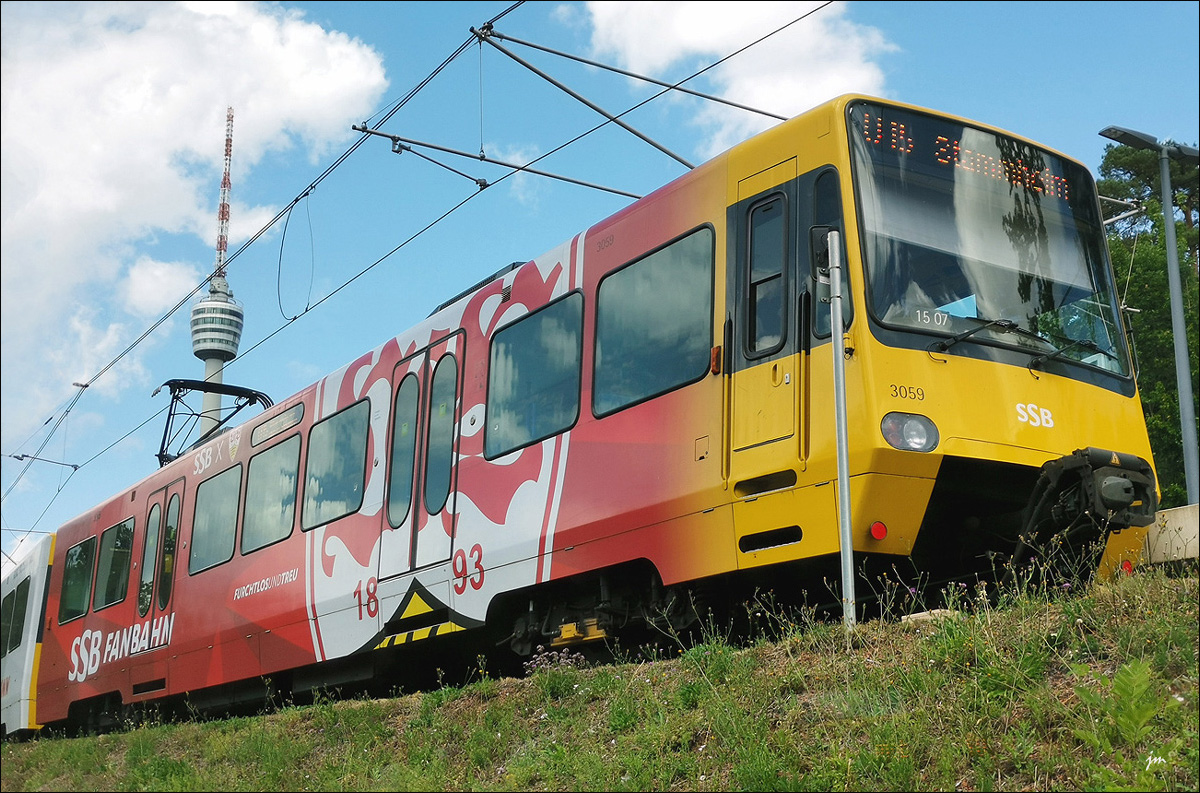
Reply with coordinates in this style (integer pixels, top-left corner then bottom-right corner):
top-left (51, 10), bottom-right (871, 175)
top-left (1, 533), bottom-right (53, 739)
top-left (2, 94), bottom-right (1159, 737)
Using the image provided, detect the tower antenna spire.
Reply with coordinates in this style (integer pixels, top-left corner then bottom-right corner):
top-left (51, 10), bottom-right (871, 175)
top-left (214, 106), bottom-right (234, 277)
top-left (191, 106), bottom-right (245, 440)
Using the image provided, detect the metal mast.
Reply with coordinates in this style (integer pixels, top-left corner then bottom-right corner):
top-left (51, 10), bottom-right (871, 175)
top-left (191, 107), bottom-right (244, 440)
top-left (214, 106), bottom-right (234, 278)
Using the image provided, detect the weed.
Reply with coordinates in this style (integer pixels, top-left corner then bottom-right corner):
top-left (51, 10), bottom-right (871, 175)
top-left (524, 644), bottom-right (589, 701)
top-left (1070, 657), bottom-right (1184, 791)
top-left (522, 644), bottom-right (589, 676)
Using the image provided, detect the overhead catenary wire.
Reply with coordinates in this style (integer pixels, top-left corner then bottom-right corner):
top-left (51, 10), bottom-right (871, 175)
top-left (2, 0), bottom-right (834, 536)
top-left (366, 2), bottom-right (837, 200)
top-left (484, 26), bottom-right (788, 123)
top-left (475, 0), bottom-right (832, 141)
top-left (274, 196), bottom-right (316, 322)
top-left (1, 405), bottom-right (170, 546)
top-left (355, 130), bottom-right (644, 199)
top-left (472, 25), bottom-right (696, 169)
top-left (0, 2), bottom-right (529, 518)
top-left (0, 527), bottom-right (57, 569)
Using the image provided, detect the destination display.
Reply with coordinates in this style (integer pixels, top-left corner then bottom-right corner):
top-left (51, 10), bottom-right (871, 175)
top-left (851, 103), bottom-right (1072, 204)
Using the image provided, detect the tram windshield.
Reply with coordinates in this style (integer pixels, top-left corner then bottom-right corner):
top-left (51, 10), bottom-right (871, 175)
top-left (848, 101), bottom-right (1130, 377)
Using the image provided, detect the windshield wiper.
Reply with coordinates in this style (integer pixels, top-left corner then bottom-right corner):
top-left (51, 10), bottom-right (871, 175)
top-left (1028, 337), bottom-right (1118, 374)
top-left (928, 317), bottom-right (1050, 353)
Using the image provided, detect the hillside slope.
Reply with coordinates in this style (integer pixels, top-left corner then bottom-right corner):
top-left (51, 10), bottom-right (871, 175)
top-left (2, 565), bottom-right (1197, 792)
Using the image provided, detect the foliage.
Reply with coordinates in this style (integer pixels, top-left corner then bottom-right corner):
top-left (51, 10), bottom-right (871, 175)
top-left (1098, 141), bottom-right (1198, 262)
top-left (1071, 658), bottom-right (1184, 791)
top-left (1099, 140), bottom-right (1199, 507)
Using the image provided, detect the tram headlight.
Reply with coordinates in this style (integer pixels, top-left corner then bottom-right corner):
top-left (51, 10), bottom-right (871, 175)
top-left (880, 412), bottom-right (939, 452)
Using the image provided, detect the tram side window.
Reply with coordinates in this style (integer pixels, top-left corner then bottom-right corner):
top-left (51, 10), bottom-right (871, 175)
top-left (139, 503), bottom-right (161, 617)
top-left (748, 197), bottom-right (787, 354)
top-left (1, 577), bottom-right (31, 656)
top-left (303, 400), bottom-right (370, 530)
top-left (93, 518), bottom-right (134, 611)
top-left (594, 228), bottom-right (714, 416)
top-left (485, 292), bottom-right (583, 459)
top-left (58, 536), bottom-right (97, 623)
top-left (242, 434), bottom-right (300, 553)
top-left (190, 466), bottom-right (241, 574)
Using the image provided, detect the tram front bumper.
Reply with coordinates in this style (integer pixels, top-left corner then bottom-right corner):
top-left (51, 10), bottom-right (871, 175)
top-left (1027, 447), bottom-right (1158, 533)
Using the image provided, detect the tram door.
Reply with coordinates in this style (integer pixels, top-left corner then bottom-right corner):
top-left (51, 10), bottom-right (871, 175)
top-left (378, 333), bottom-right (463, 581)
top-left (129, 477), bottom-right (184, 696)
top-left (731, 159), bottom-right (798, 454)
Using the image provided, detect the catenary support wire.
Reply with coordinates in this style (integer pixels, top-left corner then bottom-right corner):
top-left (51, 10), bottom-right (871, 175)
top-left (0, 5), bottom-right (530, 512)
top-left (4, 0), bottom-right (839, 528)
top-left (354, 126), bottom-right (643, 200)
top-left (471, 26), bottom-right (695, 170)
top-left (485, 26), bottom-right (787, 122)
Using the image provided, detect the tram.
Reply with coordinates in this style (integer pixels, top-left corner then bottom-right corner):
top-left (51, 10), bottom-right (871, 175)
top-left (1, 94), bottom-right (1158, 738)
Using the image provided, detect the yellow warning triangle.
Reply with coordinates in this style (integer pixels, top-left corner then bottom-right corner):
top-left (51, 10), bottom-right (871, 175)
top-left (400, 593), bottom-right (433, 620)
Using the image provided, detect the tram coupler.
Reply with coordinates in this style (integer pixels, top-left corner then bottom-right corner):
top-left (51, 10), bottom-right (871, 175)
top-left (1021, 447), bottom-right (1158, 540)
top-left (1001, 448), bottom-right (1158, 582)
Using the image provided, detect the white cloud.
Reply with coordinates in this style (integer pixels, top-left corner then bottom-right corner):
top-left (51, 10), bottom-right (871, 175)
top-left (0, 1), bottom-right (897, 547)
top-left (585, 1), bottom-right (894, 157)
top-left (0, 1), bottom-right (388, 450)
top-left (123, 257), bottom-right (207, 319)
top-left (486, 143), bottom-right (547, 207)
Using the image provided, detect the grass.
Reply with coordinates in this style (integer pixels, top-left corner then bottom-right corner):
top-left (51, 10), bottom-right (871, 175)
top-left (2, 561), bottom-right (1196, 792)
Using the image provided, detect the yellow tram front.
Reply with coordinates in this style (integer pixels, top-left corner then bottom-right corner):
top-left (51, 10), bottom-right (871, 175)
top-left (823, 98), bottom-right (1158, 587)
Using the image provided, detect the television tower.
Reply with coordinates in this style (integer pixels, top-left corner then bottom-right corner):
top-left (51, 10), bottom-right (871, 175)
top-left (191, 106), bottom-right (244, 439)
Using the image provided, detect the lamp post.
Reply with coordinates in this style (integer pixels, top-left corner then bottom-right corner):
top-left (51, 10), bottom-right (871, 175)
top-left (1100, 125), bottom-right (1200, 505)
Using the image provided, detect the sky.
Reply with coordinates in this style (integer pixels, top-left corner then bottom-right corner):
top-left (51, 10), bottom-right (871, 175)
top-left (2, 0), bottom-right (1198, 569)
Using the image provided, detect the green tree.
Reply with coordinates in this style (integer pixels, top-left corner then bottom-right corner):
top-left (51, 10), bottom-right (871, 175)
top-left (1099, 141), bottom-right (1199, 508)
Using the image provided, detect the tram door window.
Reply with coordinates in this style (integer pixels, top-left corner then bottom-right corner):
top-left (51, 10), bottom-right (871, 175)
top-left (383, 363), bottom-right (423, 579)
top-left (138, 503), bottom-right (161, 617)
top-left (387, 373), bottom-right (420, 530)
top-left (748, 198), bottom-right (788, 355)
top-left (157, 487), bottom-right (182, 610)
top-left (414, 343), bottom-right (462, 571)
top-left (811, 169), bottom-right (849, 338)
top-left (425, 354), bottom-right (458, 516)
